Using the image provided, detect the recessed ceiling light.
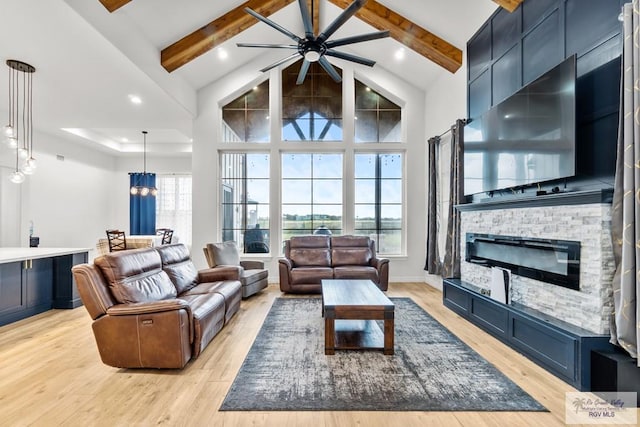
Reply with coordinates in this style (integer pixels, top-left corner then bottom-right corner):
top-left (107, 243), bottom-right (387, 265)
top-left (218, 48), bottom-right (228, 60)
top-left (121, 137), bottom-right (129, 142)
top-left (128, 94), bottom-right (142, 105)
top-left (394, 48), bottom-right (405, 60)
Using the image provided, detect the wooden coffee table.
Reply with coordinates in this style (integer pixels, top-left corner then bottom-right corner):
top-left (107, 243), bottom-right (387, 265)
top-left (321, 279), bottom-right (394, 355)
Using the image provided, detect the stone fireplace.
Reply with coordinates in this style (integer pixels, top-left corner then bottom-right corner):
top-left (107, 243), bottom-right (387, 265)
top-left (458, 191), bottom-right (615, 335)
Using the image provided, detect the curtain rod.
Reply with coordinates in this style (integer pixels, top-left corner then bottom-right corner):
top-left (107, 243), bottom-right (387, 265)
top-left (431, 118), bottom-right (469, 141)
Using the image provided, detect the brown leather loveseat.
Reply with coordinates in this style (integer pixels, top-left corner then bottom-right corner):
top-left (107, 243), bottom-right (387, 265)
top-left (71, 243), bottom-right (241, 369)
top-left (279, 235), bottom-right (389, 293)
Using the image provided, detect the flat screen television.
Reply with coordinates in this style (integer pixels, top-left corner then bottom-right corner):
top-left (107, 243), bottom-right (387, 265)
top-left (464, 55), bottom-right (576, 196)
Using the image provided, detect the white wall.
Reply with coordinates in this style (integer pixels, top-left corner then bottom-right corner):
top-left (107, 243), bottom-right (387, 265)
top-left (0, 130), bottom-right (118, 261)
top-left (422, 53), bottom-right (470, 289)
top-left (193, 56), bottom-right (428, 282)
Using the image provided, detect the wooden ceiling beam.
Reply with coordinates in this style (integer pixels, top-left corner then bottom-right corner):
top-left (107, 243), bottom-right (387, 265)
top-left (161, 0), bottom-right (297, 73)
top-left (307, 0), bottom-right (320, 36)
top-left (492, 0), bottom-right (523, 13)
top-left (98, 0), bottom-right (132, 13)
top-left (328, 0), bottom-right (462, 73)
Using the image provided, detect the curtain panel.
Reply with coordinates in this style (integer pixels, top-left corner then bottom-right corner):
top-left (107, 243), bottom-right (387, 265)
top-left (129, 172), bottom-right (157, 235)
top-left (610, 1), bottom-right (640, 365)
top-left (425, 119), bottom-right (465, 278)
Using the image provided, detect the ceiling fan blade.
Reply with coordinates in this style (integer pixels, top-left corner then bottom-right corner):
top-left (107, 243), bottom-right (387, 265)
top-left (325, 49), bottom-right (375, 67)
top-left (325, 30), bottom-right (389, 49)
top-left (260, 53), bottom-right (301, 73)
top-left (237, 43), bottom-right (299, 49)
top-left (318, 56), bottom-right (342, 82)
top-left (296, 59), bottom-right (311, 85)
top-left (245, 8), bottom-right (301, 43)
top-left (316, 0), bottom-right (367, 44)
top-left (298, 0), bottom-right (314, 39)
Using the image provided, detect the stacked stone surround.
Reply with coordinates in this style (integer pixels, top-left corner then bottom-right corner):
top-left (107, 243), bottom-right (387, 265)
top-left (460, 203), bottom-right (615, 334)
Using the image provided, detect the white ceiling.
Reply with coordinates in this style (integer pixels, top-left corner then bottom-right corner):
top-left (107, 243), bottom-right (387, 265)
top-left (0, 0), bottom-right (498, 155)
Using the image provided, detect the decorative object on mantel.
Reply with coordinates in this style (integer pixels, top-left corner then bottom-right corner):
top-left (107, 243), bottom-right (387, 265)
top-left (129, 130), bottom-right (157, 196)
top-left (237, 0), bottom-right (389, 84)
top-left (3, 59), bottom-right (37, 184)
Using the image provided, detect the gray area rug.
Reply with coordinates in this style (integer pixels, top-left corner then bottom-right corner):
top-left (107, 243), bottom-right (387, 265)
top-left (220, 297), bottom-right (547, 411)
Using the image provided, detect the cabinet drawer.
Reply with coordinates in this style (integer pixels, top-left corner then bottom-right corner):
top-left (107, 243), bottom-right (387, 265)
top-left (443, 282), bottom-right (470, 315)
top-left (510, 313), bottom-right (578, 381)
top-left (470, 296), bottom-right (509, 338)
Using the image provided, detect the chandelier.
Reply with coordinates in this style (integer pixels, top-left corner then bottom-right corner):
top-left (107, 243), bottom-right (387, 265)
top-left (3, 60), bottom-right (36, 184)
top-left (129, 130), bottom-right (157, 196)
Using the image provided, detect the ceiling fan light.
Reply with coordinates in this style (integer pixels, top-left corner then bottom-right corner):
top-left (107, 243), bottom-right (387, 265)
top-left (304, 50), bottom-right (321, 62)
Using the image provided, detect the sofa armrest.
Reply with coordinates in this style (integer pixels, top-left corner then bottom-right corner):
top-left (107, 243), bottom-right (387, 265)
top-left (240, 260), bottom-right (265, 270)
top-left (371, 257), bottom-right (390, 291)
top-left (278, 258), bottom-right (293, 292)
top-left (278, 258), bottom-right (292, 270)
top-left (106, 299), bottom-right (191, 316)
top-left (198, 266), bottom-right (242, 282)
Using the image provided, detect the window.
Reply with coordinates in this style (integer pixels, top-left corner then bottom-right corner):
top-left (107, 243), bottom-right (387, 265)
top-left (355, 80), bottom-right (401, 143)
top-left (282, 62), bottom-right (342, 141)
top-left (221, 153), bottom-right (270, 253)
top-left (354, 153), bottom-right (403, 254)
top-left (222, 80), bottom-right (269, 142)
top-left (281, 153), bottom-right (343, 239)
top-left (156, 175), bottom-right (192, 245)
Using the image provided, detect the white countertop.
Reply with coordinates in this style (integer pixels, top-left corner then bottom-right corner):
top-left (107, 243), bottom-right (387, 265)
top-left (0, 247), bottom-right (90, 264)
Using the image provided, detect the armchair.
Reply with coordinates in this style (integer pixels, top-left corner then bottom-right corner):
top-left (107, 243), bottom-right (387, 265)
top-left (204, 241), bottom-right (268, 298)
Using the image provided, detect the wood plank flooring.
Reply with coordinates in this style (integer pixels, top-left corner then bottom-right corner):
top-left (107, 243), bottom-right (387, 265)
top-left (0, 283), bottom-right (628, 426)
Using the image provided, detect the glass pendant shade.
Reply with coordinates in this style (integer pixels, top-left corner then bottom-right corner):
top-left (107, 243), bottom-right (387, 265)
top-left (5, 136), bottom-right (17, 148)
top-left (18, 147), bottom-right (28, 159)
top-left (140, 186), bottom-right (150, 196)
top-left (130, 186), bottom-right (139, 195)
top-left (10, 171), bottom-right (25, 184)
top-left (3, 124), bottom-right (14, 137)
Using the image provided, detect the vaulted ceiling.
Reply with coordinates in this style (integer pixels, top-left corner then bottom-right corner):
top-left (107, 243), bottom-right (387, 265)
top-left (0, 0), bottom-right (503, 155)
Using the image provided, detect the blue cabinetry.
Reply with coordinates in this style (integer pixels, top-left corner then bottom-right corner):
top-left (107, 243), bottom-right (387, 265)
top-left (443, 279), bottom-right (613, 391)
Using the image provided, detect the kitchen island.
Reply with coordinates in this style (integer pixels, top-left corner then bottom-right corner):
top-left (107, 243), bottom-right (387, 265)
top-left (0, 247), bottom-right (89, 326)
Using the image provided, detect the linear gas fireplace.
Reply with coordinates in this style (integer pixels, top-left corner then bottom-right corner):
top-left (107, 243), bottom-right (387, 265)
top-left (465, 233), bottom-right (581, 290)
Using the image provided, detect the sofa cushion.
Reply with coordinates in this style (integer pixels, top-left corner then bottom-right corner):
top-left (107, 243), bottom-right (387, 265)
top-left (290, 267), bottom-right (334, 285)
top-left (331, 235), bottom-right (371, 248)
top-left (179, 293), bottom-right (226, 357)
top-left (95, 248), bottom-right (177, 304)
top-left (290, 248), bottom-right (331, 267)
top-left (333, 266), bottom-right (379, 282)
top-left (243, 269), bottom-right (268, 286)
top-left (207, 242), bottom-right (240, 267)
top-left (331, 248), bottom-right (373, 267)
top-left (156, 244), bottom-right (199, 294)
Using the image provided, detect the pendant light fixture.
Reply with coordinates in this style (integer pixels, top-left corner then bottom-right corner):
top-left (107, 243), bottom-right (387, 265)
top-left (4, 60), bottom-right (37, 184)
top-left (129, 130), bottom-right (157, 196)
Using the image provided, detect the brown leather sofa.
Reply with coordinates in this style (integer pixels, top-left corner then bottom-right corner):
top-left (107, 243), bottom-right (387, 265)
top-left (279, 235), bottom-right (389, 293)
top-left (71, 243), bottom-right (241, 369)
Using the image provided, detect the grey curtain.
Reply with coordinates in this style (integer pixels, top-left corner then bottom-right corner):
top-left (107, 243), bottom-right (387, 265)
top-left (425, 136), bottom-right (441, 274)
top-left (425, 119), bottom-right (465, 278)
top-left (611, 1), bottom-right (639, 365)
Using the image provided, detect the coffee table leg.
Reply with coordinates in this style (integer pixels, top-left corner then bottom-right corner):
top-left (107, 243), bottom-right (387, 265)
top-left (384, 316), bottom-right (394, 355)
top-left (325, 316), bottom-right (335, 355)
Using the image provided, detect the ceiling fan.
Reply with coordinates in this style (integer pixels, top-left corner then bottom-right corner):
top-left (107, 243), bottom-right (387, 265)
top-left (237, 0), bottom-right (389, 84)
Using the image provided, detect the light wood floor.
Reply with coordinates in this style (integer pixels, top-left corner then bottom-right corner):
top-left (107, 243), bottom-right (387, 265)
top-left (0, 283), bottom-right (630, 427)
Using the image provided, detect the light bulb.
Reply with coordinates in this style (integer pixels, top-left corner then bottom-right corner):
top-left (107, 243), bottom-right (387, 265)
top-left (3, 124), bottom-right (14, 137)
top-left (21, 163), bottom-right (34, 175)
top-left (140, 186), bottom-right (150, 196)
top-left (130, 186), bottom-right (139, 195)
top-left (25, 157), bottom-right (36, 170)
top-left (150, 187), bottom-right (158, 196)
top-left (18, 147), bottom-right (28, 159)
top-left (5, 136), bottom-right (17, 148)
top-left (9, 170), bottom-right (25, 184)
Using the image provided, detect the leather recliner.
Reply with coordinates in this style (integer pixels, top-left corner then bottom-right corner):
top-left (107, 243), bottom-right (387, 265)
top-left (72, 243), bottom-right (242, 369)
top-left (279, 235), bottom-right (389, 293)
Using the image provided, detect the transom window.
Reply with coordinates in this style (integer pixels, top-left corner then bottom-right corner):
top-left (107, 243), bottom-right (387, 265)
top-left (355, 80), bottom-right (401, 143)
top-left (282, 62), bottom-right (343, 141)
top-left (281, 153), bottom-right (343, 239)
top-left (222, 80), bottom-right (269, 143)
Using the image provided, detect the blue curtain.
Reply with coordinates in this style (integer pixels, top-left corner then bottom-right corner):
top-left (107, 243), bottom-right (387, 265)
top-left (129, 172), bottom-right (156, 235)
